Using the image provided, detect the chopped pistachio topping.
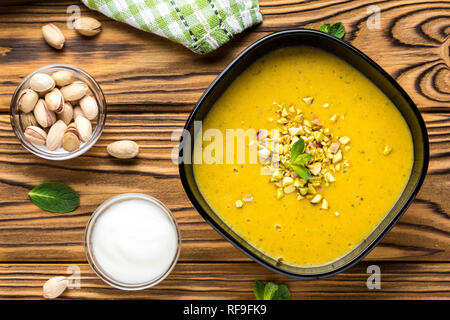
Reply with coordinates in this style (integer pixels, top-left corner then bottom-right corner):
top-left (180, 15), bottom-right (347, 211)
top-left (383, 144), bottom-right (392, 155)
top-left (257, 102), bottom-right (350, 209)
top-left (235, 200), bottom-right (243, 208)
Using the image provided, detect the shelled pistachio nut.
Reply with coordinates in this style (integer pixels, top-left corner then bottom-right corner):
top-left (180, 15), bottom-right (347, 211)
top-left (43, 276), bottom-right (68, 300)
top-left (57, 102), bottom-right (74, 125)
top-left (30, 73), bottom-right (55, 94)
top-left (75, 115), bottom-right (92, 142)
top-left (24, 126), bottom-right (47, 145)
top-left (60, 81), bottom-right (88, 101)
top-left (73, 106), bottom-right (84, 119)
top-left (51, 70), bottom-right (74, 87)
top-left (46, 120), bottom-right (67, 151)
top-left (33, 99), bottom-right (56, 128)
top-left (79, 95), bottom-right (98, 120)
top-left (45, 88), bottom-right (65, 113)
top-left (62, 123), bottom-right (81, 152)
top-left (18, 88), bottom-right (39, 113)
top-left (107, 140), bottom-right (139, 159)
top-left (74, 17), bottom-right (102, 36)
top-left (42, 24), bottom-right (65, 50)
top-left (20, 112), bottom-right (38, 128)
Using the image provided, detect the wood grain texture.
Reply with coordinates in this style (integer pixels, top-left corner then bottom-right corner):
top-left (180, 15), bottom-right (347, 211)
top-left (0, 262), bottom-right (449, 300)
top-left (0, 0), bottom-right (448, 299)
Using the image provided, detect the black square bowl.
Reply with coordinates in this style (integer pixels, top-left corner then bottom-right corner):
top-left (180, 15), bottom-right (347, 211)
top-left (178, 30), bottom-right (429, 279)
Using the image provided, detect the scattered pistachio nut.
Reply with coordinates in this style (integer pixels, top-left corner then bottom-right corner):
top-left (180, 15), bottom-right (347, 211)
top-left (62, 123), bottom-right (81, 152)
top-left (383, 144), bottom-right (392, 155)
top-left (235, 200), bottom-right (243, 208)
top-left (24, 126), bottom-right (47, 145)
top-left (43, 276), bottom-right (68, 299)
top-left (45, 88), bottom-right (65, 113)
top-left (20, 112), bottom-right (38, 128)
top-left (60, 81), bottom-right (88, 101)
top-left (107, 140), bottom-right (139, 159)
top-left (46, 120), bottom-right (67, 151)
top-left (42, 24), bottom-right (65, 50)
top-left (75, 115), bottom-right (92, 142)
top-left (51, 70), bottom-right (74, 87)
top-left (33, 99), bottom-right (56, 128)
top-left (79, 95), bottom-right (98, 120)
top-left (30, 73), bottom-right (55, 94)
top-left (74, 17), bottom-right (102, 36)
top-left (57, 102), bottom-right (74, 125)
top-left (18, 88), bottom-right (39, 113)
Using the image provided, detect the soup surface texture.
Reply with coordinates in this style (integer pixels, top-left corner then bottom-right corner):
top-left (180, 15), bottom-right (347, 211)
top-left (193, 47), bottom-right (413, 267)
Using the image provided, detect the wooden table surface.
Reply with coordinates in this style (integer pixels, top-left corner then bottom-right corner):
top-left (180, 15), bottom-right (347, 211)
top-left (0, 0), bottom-right (448, 300)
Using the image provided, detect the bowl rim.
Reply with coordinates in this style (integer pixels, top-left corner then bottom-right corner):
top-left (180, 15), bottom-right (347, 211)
top-left (178, 29), bottom-right (430, 279)
top-left (9, 63), bottom-right (107, 161)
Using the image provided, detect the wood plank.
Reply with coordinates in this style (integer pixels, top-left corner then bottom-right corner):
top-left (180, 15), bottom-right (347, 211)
top-left (0, 112), bottom-right (447, 262)
top-left (0, 262), bottom-right (449, 299)
top-left (0, 0), bottom-right (448, 113)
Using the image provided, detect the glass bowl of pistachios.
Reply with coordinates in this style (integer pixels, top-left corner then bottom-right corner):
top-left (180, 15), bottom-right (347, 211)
top-left (10, 64), bottom-right (106, 160)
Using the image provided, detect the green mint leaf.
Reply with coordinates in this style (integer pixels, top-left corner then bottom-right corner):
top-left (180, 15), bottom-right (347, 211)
top-left (290, 164), bottom-right (313, 180)
top-left (329, 22), bottom-right (345, 39)
top-left (272, 284), bottom-right (291, 300)
top-left (253, 280), bottom-right (265, 300)
top-left (319, 23), bottom-right (331, 33)
top-left (263, 282), bottom-right (279, 300)
top-left (290, 138), bottom-right (305, 161)
top-left (292, 153), bottom-right (311, 166)
top-left (28, 182), bottom-right (79, 213)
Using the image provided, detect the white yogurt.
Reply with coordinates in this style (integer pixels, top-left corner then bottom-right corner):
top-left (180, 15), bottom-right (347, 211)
top-left (90, 197), bottom-right (179, 285)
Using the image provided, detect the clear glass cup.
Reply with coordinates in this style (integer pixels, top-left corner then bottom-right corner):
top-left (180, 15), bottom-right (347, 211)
top-left (84, 193), bottom-right (182, 291)
top-left (10, 64), bottom-right (106, 160)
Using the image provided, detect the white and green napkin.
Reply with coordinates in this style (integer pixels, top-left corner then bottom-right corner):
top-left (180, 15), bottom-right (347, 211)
top-left (81, 0), bottom-right (263, 54)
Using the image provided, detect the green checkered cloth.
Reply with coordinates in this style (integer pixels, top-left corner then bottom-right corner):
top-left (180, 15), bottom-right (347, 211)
top-left (81, 0), bottom-right (263, 54)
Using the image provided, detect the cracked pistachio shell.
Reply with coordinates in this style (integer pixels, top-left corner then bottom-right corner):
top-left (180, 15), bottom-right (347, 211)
top-left (51, 70), bottom-right (74, 87)
top-left (42, 24), bottom-right (65, 50)
top-left (33, 99), bottom-right (56, 128)
top-left (62, 123), bottom-right (81, 152)
top-left (18, 88), bottom-right (39, 113)
top-left (60, 81), bottom-right (88, 101)
top-left (107, 140), bottom-right (139, 159)
top-left (30, 73), bottom-right (55, 94)
top-left (79, 95), bottom-right (98, 120)
top-left (74, 17), bottom-right (102, 36)
top-left (46, 120), bottom-right (67, 151)
top-left (20, 112), bottom-right (38, 128)
top-left (57, 102), bottom-right (74, 125)
top-left (24, 126), bottom-right (47, 145)
top-left (43, 276), bottom-right (68, 300)
top-left (75, 115), bottom-right (92, 142)
top-left (45, 88), bottom-right (65, 113)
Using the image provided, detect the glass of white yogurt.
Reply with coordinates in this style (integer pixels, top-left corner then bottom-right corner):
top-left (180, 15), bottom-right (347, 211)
top-left (85, 193), bottom-right (181, 290)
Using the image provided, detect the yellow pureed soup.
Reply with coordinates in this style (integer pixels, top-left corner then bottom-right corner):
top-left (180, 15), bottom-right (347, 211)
top-left (193, 47), bottom-right (413, 267)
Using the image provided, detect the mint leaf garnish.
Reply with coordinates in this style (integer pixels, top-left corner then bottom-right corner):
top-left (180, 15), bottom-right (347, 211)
top-left (319, 22), bottom-right (345, 39)
top-left (28, 182), bottom-right (79, 213)
top-left (289, 138), bottom-right (312, 179)
top-left (254, 281), bottom-right (291, 300)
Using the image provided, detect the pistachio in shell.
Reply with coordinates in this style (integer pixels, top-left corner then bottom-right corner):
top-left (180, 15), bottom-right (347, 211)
top-left (79, 95), bottom-right (98, 120)
top-left (30, 73), bottom-right (55, 94)
top-left (45, 88), bottom-right (65, 113)
top-left (75, 115), bottom-right (92, 142)
top-left (51, 70), bottom-right (74, 87)
top-left (42, 24), bottom-right (65, 50)
top-left (43, 276), bottom-right (68, 300)
top-left (20, 112), bottom-right (38, 129)
top-left (46, 120), bottom-right (67, 151)
top-left (60, 81), bottom-right (88, 101)
top-left (33, 99), bottom-right (56, 128)
top-left (74, 17), bottom-right (102, 36)
top-left (62, 123), bottom-right (81, 152)
top-left (18, 88), bottom-right (39, 113)
top-left (57, 102), bottom-right (74, 125)
top-left (107, 140), bottom-right (139, 159)
top-left (24, 126), bottom-right (47, 145)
